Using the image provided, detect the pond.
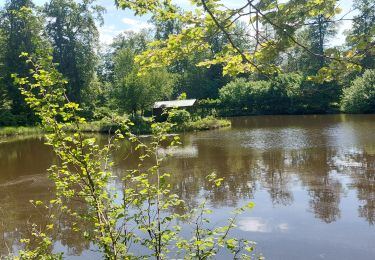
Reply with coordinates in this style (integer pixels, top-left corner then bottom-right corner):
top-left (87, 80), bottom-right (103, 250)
top-left (1, 114), bottom-right (375, 259)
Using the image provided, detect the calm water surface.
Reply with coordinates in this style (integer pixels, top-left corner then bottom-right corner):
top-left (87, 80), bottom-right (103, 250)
top-left (1, 114), bottom-right (375, 259)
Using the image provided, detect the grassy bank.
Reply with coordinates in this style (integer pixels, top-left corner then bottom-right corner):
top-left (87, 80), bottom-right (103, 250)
top-left (0, 126), bottom-right (43, 137)
top-left (0, 117), bottom-right (231, 137)
top-left (180, 116), bottom-right (231, 131)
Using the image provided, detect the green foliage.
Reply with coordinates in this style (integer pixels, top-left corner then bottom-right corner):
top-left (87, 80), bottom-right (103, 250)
top-left (0, 1), bottom-right (50, 124)
top-left (111, 31), bottom-right (176, 115)
top-left (168, 109), bottom-right (191, 125)
top-left (117, 0), bottom-right (343, 77)
top-left (346, 0), bottom-right (375, 70)
top-left (250, 80), bottom-right (288, 114)
top-left (219, 73), bottom-right (342, 115)
top-left (12, 54), bottom-right (258, 259)
top-left (177, 92), bottom-right (187, 100)
top-left (0, 0), bottom-right (374, 127)
top-left (80, 75), bottom-right (112, 120)
top-left (302, 15), bottom-right (337, 74)
top-left (185, 116), bottom-right (231, 131)
top-left (117, 67), bottom-right (176, 114)
top-left (219, 77), bottom-right (289, 114)
top-left (173, 52), bottom-right (229, 99)
top-left (272, 73), bottom-right (304, 113)
top-left (197, 98), bottom-right (221, 108)
top-left (301, 79), bottom-right (342, 113)
top-left (14, 221), bottom-right (63, 260)
top-left (219, 78), bottom-right (252, 110)
top-left (341, 70), bottom-right (375, 113)
top-left (0, 126), bottom-right (42, 136)
top-left (0, 110), bottom-right (18, 126)
top-left (43, 0), bottom-right (104, 104)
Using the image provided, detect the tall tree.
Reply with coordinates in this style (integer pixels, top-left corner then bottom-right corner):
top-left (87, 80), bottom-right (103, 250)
top-left (43, 0), bottom-right (104, 103)
top-left (149, 10), bottom-right (252, 99)
top-left (285, 15), bottom-right (337, 75)
top-left (112, 31), bottom-right (175, 114)
top-left (346, 0), bottom-right (375, 70)
top-left (305, 14), bottom-right (337, 74)
top-left (0, 0), bottom-right (49, 124)
top-left (0, 27), bottom-right (8, 111)
top-left (150, 4), bottom-right (182, 41)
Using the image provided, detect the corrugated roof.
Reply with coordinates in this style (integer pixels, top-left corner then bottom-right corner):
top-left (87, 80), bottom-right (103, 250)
top-left (153, 99), bottom-right (197, 109)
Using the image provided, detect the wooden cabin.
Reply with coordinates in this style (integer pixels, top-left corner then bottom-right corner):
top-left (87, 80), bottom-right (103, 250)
top-left (153, 99), bottom-right (197, 121)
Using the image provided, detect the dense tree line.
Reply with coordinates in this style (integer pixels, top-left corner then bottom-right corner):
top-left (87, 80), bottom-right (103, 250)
top-left (0, 0), bottom-right (374, 126)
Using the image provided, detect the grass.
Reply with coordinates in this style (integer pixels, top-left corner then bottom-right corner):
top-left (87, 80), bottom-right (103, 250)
top-left (0, 116), bottom-right (231, 138)
top-left (0, 122), bottom-right (119, 137)
top-left (0, 126), bottom-right (43, 137)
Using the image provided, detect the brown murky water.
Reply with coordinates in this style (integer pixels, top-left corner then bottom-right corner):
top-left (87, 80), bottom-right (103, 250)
top-left (1, 114), bottom-right (375, 259)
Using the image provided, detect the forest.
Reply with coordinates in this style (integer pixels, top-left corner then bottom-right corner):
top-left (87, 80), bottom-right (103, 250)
top-left (0, 0), bottom-right (374, 128)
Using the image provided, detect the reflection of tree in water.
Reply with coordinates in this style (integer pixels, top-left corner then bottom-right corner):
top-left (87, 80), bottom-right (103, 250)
top-left (290, 148), bottom-right (343, 223)
top-left (307, 181), bottom-right (342, 223)
top-left (353, 153), bottom-right (375, 225)
top-left (113, 134), bottom-right (260, 209)
top-left (0, 177), bottom-right (91, 256)
top-left (336, 150), bottom-right (375, 225)
top-left (0, 182), bottom-right (53, 256)
top-left (257, 150), bottom-right (294, 206)
top-left (5, 124), bottom-right (375, 256)
top-left (55, 201), bottom-right (93, 255)
top-left (0, 137), bottom-right (53, 183)
top-left (112, 133), bottom-right (347, 224)
top-left (0, 138), bottom-right (52, 256)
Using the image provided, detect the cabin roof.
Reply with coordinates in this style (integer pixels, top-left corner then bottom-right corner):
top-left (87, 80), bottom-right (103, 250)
top-left (153, 99), bottom-right (197, 109)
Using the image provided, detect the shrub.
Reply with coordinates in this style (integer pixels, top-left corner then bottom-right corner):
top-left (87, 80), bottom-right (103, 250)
top-left (0, 110), bottom-right (18, 126)
top-left (220, 76), bottom-right (296, 114)
top-left (219, 73), bottom-right (342, 115)
top-left (168, 109), bottom-right (191, 124)
top-left (219, 78), bottom-right (252, 110)
top-left (341, 69), bottom-right (375, 113)
top-left (272, 73), bottom-right (304, 113)
top-left (302, 80), bottom-right (342, 113)
top-left (249, 80), bottom-right (281, 114)
top-left (186, 116), bottom-right (231, 131)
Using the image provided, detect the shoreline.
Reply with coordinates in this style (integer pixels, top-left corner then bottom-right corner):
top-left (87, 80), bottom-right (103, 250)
top-left (0, 117), bottom-right (231, 138)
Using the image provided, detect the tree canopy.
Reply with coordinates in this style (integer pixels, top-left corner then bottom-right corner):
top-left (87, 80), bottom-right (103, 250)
top-left (0, 0), bottom-right (374, 126)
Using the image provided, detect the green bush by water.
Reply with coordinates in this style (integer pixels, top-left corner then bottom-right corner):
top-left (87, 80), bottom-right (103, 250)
top-left (341, 69), bottom-right (375, 113)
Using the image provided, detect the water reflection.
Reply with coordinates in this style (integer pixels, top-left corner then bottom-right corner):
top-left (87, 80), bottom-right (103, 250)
top-left (1, 114), bottom-right (375, 259)
top-left (238, 218), bottom-right (289, 233)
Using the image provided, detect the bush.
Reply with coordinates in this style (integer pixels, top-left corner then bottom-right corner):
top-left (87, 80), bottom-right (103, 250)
top-left (301, 80), bottom-right (341, 113)
top-left (220, 74), bottom-right (305, 114)
top-left (272, 73), bottom-right (304, 113)
top-left (0, 110), bottom-right (18, 126)
top-left (186, 116), bottom-right (231, 131)
top-left (219, 78), bottom-right (252, 110)
top-left (219, 73), bottom-right (344, 115)
top-left (250, 80), bottom-right (285, 114)
top-left (168, 109), bottom-right (191, 124)
top-left (341, 69), bottom-right (375, 113)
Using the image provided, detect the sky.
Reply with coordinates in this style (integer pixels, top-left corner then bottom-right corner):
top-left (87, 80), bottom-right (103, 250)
top-left (0, 0), bottom-right (355, 46)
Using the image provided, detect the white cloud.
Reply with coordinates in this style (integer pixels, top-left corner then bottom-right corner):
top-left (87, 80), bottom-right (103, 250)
top-left (122, 18), bottom-right (154, 32)
top-left (278, 223), bottom-right (289, 232)
top-left (238, 218), bottom-right (271, 233)
top-left (98, 25), bottom-right (123, 45)
top-left (238, 217), bottom-right (289, 233)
